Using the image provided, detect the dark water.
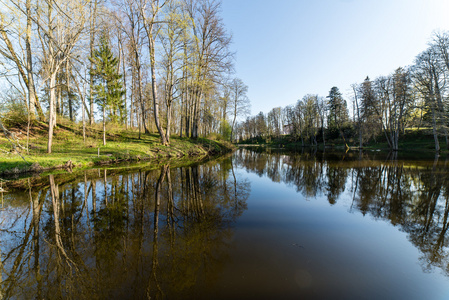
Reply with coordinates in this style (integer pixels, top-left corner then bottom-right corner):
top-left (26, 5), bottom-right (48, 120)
top-left (1, 149), bottom-right (449, 299)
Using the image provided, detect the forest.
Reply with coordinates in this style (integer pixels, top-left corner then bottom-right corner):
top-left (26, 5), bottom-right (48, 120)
top-left (1, 0), bottom-right (449, 155)
top-left (0, 0), bottom-right (250, 154)
top-left (238, 31), bottom-right (449, 152)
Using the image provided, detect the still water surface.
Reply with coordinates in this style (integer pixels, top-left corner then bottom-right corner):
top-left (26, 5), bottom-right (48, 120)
top-left (1, 149), bottom-right (449, 299)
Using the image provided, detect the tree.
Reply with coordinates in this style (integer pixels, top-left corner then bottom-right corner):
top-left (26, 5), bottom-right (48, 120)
top-left (37, 0), bottom-right (87, 153)
top-left (428, 38), bottom-right (449, 149)
top-left (90, 34), bottom-right (125, 146)
top-left (185, 0), bottom-right (233, 139)
top-left (228, 78), bottom-right (250, 142)
top-left (315, 96), bottom-right (327, 148)
top-left (433, 32), bottom-right (449, 75)
top-left (159, 0), bottom-right (186, 144)
top-left (351, 83), bottom-right (363, 148)
top-left (373, 68), bottom-right (414, 151)
top-left (267, 107), bottom-right (283, 137)
top-left (255, 112), bottom-right (267, 138)
top-left (88, 0), bottom-right (100, 125)
top-left (413, 48), bottom-right (447, 152)
top-left (327, 87), bottom-right (348, 128)
top-left (116, 0), bottom-right (148, 136)
top-left (0, 0), bottom-right (45, 120)
top-left (302, 95), bottom-right (319, 146)
top-left (327, 87), bottom-right (349, 147)
top-left (140, 0), bottom-right (168, 145)
top-left (359, 76), bottom-right (382, 143)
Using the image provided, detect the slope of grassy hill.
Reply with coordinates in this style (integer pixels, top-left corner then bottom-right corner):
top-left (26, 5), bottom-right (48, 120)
top-left (0, 119), bottom-right (233, 176)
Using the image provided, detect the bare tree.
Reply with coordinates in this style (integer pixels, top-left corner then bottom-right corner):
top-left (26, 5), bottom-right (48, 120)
top-left (302, 95), bottom-right (319, 146)
top-left (228, 78), bottom-right (250, 142)
top-left (88, 0), bottom-right (99, 125)
top-left (140, 0), bottom-right (168, 145)
top-left (351, 83), bottom-right (363, 149)
top-left (316, 96), bottom-right (327, 148)
top-left (185, 0), bottom-right (233, 138)
top-left (159, 0), bottom-right (185, 143)
top-left (36, 0), bottom-right (87, 153)
top-left (0, 0), bottom-right (45, 119)
top-left (373, 68), bottom-right (414, 151)
top-left (116, 0), bottom-right (149, 135)
top-left (413, 49), bottom-right (443, 151)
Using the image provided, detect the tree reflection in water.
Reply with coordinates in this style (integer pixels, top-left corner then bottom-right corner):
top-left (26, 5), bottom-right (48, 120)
top-left (234, 148), bottom-right (449, 276)
top-left (2, 149), bottom-right (449, 298)
top-left (0, 158), bottom-right (250, 299)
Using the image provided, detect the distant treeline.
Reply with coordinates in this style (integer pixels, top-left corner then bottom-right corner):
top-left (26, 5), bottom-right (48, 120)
top-left (0, 0), bottom-right (250, 152)
top-left (238, 31), bottom-right (449, 151)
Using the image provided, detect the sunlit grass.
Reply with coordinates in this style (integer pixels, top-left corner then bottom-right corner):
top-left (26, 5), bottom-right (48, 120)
top-left (0, 119), bottom-right (233, 174)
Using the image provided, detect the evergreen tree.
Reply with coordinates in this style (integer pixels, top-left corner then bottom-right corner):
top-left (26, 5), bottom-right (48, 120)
top-left (360, 76), bottom-right (377, 120)
top-left (90, 33), bottom-right (125, 145)
top-left (326, 86), bottom-right (348, 128)
top-left (327, 86), bottom-right (349, 146)
top-left (359, 76), bottom-right (381, 141)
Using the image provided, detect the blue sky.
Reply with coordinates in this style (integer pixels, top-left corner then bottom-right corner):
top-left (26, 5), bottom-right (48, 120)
top-left (221, 0), bottom-right (449, 115)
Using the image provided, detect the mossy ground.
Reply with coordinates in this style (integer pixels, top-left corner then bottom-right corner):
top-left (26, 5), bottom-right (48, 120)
top-left (0, 118), bottom-right (233, 176)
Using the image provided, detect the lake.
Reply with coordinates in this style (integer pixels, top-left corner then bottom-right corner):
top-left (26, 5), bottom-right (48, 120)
top-left (1, 148), bottom-right (449, 299)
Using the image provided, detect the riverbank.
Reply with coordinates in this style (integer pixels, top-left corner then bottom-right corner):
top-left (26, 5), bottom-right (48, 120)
top-left (0, 119), bottom-right (234, 177)
top-left (239, 129), bottom-right (449, 152)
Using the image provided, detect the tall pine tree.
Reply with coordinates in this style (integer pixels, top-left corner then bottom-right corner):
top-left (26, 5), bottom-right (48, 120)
top-left (90, 33), bottom-right (125, 146)
top-left (327, 86), bottom-right (348, 128)
top-left (327, 86), bottom-right (349, 147)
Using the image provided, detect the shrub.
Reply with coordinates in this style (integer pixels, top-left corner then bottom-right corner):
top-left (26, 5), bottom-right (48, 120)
top-left (0, 90), bottom-right (28, 128)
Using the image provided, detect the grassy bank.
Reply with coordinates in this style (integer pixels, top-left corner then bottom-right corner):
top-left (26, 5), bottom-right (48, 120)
top-left (0, 119), bottom-right (234, 176)
top-left (239, 129), bottom-right (448, 152)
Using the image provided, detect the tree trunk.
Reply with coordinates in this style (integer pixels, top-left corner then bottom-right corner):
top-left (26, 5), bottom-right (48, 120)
top-left (433, 71), bottom-right (449, 150)
top-left (103, 104), bottom-right (106, 146)
top-left (67, 61), bottom-right (73, 121)
top-left (47, 72), bottom-right (57, 154)
top-left (431, 100), bottom-right (440, 152)
top-left (166, 101), bottom-right (172, 144)
top-left (136, 55), bottom-right (149, 133)
top-left (82, 99), bottom-right (86, 143)
top-left (352, 85), bottom-right (363, 149)
top-left (321, 119), bottom-right (325, 148)
top-left (142, 4), bottom-right (167, 145)
top-left (1, 11), bottom-right (44, 120)
top-left (26, 0), bottom-right (36, 119)
top-left (393, 129), bottom-right (399, 151)
top-left (130, 69), bottom-right (135, 128)
top-left (231, 110), bottom-right (237, 142)
top-left (122, 44), bottom-right (127, 129)
top-left (89, 0), bottom-right (98, 125)
top-left (192, 89), bottom-right (202, 139)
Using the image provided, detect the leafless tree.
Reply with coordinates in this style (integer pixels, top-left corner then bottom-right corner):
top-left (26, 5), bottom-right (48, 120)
top-left (228, 78), bottom-right (250, 142)
top-left (140, 0), bottom-right (169, 145)
top-left (0, 0), bottom-right (44, 119)
top-left (413, 48), bottom-right (447, 152)
top-left (36, 0), bottom-right (87, 153)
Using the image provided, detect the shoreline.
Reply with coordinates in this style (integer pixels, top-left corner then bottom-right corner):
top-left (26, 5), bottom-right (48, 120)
top-left (0, 133), bottom-right (234, 178)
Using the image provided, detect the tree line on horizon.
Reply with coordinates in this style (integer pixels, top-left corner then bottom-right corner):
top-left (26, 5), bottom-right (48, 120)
top-left (237, 31), bottom-right (449, 152)
top-left (0, 0), bottom-right (250, 153)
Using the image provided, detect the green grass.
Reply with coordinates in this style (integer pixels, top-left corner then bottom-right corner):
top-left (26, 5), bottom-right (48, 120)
top-left (0, 119), bottom-right (234, 175)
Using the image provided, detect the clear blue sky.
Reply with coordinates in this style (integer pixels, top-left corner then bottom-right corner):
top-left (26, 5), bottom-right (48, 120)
top-left (221, 0), bottom-right (449, 115)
